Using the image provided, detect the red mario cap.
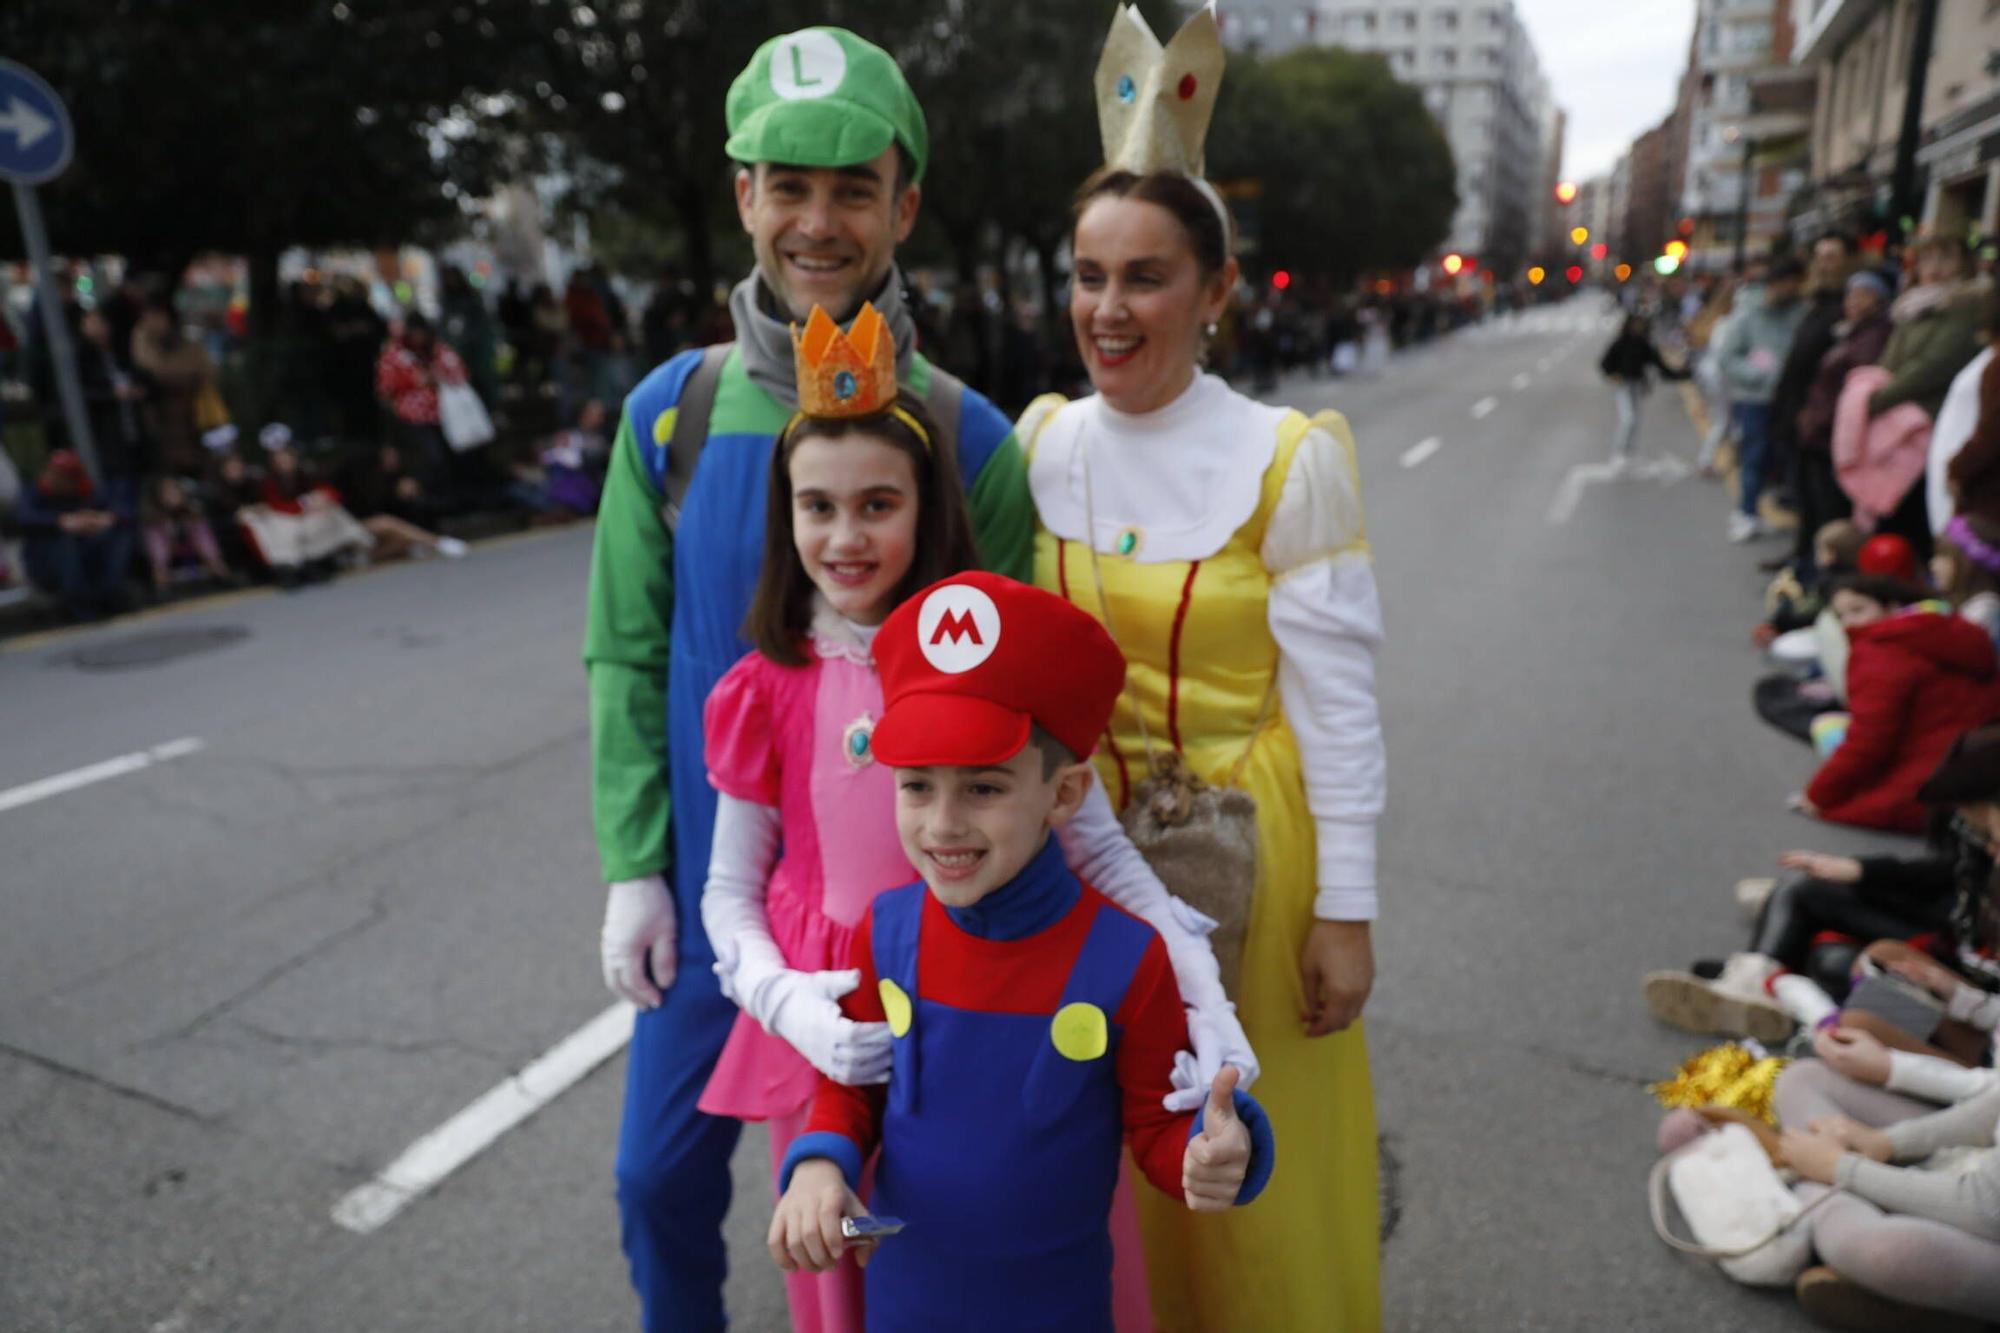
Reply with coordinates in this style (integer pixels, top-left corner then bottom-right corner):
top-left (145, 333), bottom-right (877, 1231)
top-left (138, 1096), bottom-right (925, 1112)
top-left (871, 572), bottom-right (1126, 769)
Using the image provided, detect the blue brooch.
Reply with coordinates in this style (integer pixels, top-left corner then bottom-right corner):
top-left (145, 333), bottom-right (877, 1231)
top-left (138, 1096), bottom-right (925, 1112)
top-left (833, 370), bottom-right (858, 400)
top-left (842, 713), bottom-right (875, 769)
top-left (1116, 74), bottom-right (1136, 103)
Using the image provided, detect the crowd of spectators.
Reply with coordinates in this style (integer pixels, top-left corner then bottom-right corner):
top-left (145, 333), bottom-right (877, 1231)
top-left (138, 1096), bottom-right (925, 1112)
top-left (0, 264), bottom-right (626, 624)
top-left (1632, 232), bottom-right (2000, 1327)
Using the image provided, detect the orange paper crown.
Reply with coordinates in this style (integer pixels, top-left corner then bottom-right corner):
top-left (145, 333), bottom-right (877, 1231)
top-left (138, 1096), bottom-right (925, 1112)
top-left (793, 302), bottom-right (897, 417)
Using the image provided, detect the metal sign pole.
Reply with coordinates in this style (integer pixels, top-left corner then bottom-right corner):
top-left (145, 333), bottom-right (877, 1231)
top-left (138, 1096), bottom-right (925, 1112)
top-left (11, 181), bottom-right (100, 485)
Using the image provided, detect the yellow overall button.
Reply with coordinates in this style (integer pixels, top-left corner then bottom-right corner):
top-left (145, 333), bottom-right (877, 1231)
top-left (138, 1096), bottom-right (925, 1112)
top-left (879, 978), bottom-right (913, 1037)
top-left (1050, 1002), bottom-right (1108, 1061)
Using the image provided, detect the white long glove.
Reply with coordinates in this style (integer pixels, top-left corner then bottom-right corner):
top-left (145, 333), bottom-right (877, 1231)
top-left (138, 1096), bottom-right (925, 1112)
top-left (702, 794), bottom-right (892, 1085)
top-left (1057, 780), bottom-right (1261, 1112)
top-left (601, 874), bottom-right (677, 1008)
top-left (762, 968), bottom-right (893, 1085)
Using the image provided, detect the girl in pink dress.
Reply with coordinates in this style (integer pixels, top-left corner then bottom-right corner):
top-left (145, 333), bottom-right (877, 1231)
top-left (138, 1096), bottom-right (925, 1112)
top-left (699, 386), bottom-right (1256, 1333)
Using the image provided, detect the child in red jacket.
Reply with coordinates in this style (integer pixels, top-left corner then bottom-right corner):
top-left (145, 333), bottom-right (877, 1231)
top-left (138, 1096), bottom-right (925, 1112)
top-left (1802, 574), bottom-right (2000, 832)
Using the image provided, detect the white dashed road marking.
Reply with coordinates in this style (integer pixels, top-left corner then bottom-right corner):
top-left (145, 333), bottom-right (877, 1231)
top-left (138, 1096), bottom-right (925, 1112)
top-left (1471, 396), bottom-right (1498, 419)
top-left (0, 737), bottom-right (205, 815)
top-left (1399, 437), bottom-right (1442, 469)
top-left (332, 1003), bottom-right (635, 1234)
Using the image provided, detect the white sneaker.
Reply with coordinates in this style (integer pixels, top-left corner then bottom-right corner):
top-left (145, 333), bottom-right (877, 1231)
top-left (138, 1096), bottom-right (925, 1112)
top-left (1727, 511), bottom-right (1761, 543)
top-left (1643, 952), bottom-right (1794, 1043)
top-left (435, 537), bottom-right (469, 559)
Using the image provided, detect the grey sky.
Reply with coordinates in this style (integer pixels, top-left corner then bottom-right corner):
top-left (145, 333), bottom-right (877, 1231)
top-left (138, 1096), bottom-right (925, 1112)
top-left (1516, 0), bottom-right (1701, 183)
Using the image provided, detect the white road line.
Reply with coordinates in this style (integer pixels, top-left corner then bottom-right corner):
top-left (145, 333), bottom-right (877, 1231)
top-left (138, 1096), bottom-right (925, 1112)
top-left (1536, 358), bottom-right (1552, 372)
top-left (1399, 436), bottom-right (1442, 469)
top-left (1511, 372), bottom-right (1531, 390)
top-left (1471, 396), bottom-right (1498, 419)
top-left (0, 737), bottom-right (205, 815)
top-left (332, 1003), bottom-right (635, 1234)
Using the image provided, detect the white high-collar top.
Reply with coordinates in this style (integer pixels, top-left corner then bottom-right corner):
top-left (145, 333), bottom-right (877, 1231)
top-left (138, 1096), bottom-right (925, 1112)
top-left (1026, 373), bottom-right (1386, 921)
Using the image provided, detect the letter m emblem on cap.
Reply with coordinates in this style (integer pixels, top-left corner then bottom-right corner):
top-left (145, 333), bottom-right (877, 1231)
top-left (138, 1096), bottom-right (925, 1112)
top-left (917, 585), bottom-right (1002, 674)
top-left (930, 609), bottom-right (983, 647)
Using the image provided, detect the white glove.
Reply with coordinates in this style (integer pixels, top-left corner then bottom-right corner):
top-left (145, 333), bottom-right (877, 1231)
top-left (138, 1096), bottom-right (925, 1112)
top-left (1164, 998), bottom-right (1261, 1113)
top-left (761, 968), bottom-right (893, 1085)
top-left (601, 874), bottom-right (677, 1008)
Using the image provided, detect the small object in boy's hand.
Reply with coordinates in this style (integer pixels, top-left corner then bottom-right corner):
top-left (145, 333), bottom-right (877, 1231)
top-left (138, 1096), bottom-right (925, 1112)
top-left (840, 1213), bottom-right (906, 1240)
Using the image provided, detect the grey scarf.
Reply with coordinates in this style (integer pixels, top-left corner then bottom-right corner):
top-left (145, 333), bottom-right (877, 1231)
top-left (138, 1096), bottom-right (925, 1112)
top-left (727, 266), bottom-right (919, 408)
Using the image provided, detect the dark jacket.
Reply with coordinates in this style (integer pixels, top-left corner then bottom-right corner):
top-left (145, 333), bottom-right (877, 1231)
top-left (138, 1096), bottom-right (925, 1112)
top-left (1946, 352), bottom-right (2000, 525)
top-left (1771, 288), bottom-right (1845, 450)
top-left (1599, 333), bottom-right (1685, 385)
top-left (1808, 610), bottom-right (2000, 832)
top-left (1797, 313), bottom-right (1894, 453)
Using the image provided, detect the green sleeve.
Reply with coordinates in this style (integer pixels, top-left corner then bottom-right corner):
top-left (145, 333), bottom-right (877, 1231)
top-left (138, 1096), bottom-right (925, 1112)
top-left (583, 411), bottom-right (674, 884)
top-left (967, 432), bottom-right (1036, 582)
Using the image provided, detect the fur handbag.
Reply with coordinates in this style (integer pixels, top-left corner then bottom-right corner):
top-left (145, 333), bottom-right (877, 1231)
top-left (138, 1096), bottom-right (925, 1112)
top-left (1083, 441), bottom-right (1270, 1000)
top-left (1648, 1108), bottom-right (1834, 1288)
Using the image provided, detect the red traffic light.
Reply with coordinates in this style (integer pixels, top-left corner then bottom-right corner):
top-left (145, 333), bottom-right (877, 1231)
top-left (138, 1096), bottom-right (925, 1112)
top-left (1565, 265), bottom-right (1584, 284)
top-left (1555, 181), bottom-right (1578, 205)
top-left (1590, 242), bottom-right (1609, 260)
top-left (1272, 269), bottom-right (1292, 290)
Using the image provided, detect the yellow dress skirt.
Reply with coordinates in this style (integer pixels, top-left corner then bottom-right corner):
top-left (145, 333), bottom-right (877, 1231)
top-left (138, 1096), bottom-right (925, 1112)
top-left (1031, 413), bottom-right (1382, 1332)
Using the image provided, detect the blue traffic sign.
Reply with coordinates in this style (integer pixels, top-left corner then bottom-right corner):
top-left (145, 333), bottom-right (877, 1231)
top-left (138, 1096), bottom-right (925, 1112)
top-left (0, 58), bottom-right (72, 185)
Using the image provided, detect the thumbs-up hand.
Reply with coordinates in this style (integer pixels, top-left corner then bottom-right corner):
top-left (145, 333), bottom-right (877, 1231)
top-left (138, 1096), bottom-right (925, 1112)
top-left (1182, 1065), bottom-right (1251, 1212)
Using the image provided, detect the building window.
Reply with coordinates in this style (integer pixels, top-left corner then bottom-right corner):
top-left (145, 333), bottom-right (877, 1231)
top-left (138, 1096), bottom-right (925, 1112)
top-left (1433, 46), bottom-right (1458, 69)
top-left (1390, 9), bottom-right (1417, 32)
top-left (1393, 48), bottom-right (1415, 71)
top-left (1478, 45), bottom-right (1502, 68)
top-left (1434, 9), bottom-right (1460, 31)
top-left (1479, 6), bottom-right (1503, 29)
top-left (1343, 11), bottom-right (1377, 37)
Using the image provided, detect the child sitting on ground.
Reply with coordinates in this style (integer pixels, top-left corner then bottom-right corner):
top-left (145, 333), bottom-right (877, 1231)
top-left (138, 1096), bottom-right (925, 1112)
top-left (1758, 519), bottom-right (1864, 646)
top-left (769, 573), bottom-right (1274, 1332)
top-left (138, 474), bottom-right (236, 595)
top-left (1794, 574), bottom-right (2000, 832)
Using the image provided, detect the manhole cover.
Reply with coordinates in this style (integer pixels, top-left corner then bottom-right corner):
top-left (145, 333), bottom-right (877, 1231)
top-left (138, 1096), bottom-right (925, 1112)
top-left (66, 625), bottom-right (250, 671)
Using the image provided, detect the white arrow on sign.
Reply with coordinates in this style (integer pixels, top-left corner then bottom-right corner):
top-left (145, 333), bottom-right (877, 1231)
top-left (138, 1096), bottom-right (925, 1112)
top-left (0, 96), bottom-right (54, 151)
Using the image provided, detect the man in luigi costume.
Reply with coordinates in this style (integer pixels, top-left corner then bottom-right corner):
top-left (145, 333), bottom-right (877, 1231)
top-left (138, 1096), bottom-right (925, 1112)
top-left (583, 26), bottom-right (1035, 1332)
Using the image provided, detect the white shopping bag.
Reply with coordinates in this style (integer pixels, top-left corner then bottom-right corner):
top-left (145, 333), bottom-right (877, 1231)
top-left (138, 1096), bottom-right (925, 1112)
top-left (438, 382), bottom-right (495, 452)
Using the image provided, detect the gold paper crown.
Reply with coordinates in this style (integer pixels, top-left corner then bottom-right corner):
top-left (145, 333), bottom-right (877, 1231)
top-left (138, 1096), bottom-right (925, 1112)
top-left (1094, 4), bottom-right (1225, 178)
top-left (792, 302), bottom-right (897, 418)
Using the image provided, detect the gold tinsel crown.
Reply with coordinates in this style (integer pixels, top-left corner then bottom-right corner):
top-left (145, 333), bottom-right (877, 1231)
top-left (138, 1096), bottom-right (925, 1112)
top-left (792, 302), bottom-right (896, 418)
top-left (1094, 4), bottom-right (1225, 178)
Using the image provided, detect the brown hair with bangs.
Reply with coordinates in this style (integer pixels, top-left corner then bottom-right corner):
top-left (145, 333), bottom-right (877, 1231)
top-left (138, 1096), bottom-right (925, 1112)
top-left (743, 390), bottom-right (979, 667)
top-left (1071, 167), bottom-right (1235, 279)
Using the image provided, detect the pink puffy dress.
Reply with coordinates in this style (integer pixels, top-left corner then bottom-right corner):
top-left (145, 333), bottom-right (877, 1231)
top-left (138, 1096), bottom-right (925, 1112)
top-left (697, 627), bottom-right (1154, 1333)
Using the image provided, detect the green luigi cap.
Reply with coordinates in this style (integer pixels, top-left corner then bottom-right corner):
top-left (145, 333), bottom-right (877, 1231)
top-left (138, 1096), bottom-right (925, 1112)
top-left (725, 27), bottom-right (930, 183)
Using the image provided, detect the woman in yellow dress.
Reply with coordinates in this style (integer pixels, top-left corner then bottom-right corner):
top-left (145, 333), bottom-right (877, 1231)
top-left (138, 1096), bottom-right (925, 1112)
top-left (1016, 159), bottom-right (1387, 1333)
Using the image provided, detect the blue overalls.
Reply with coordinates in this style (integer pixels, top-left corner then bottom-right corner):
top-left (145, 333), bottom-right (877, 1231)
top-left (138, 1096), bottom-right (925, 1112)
top-left (861, 866), bottom-right (1157, 1333)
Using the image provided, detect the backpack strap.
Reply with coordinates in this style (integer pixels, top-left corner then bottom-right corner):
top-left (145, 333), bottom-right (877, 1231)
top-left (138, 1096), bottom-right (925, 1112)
top-left (918, 361), bottom-right (964, 474)
top-left (662, 342), bottom-right (732, 534)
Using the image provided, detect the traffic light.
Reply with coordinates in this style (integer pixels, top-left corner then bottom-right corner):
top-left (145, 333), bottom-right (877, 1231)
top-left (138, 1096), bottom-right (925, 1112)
top-left (1665, 240), bottom-right (1689, 261)
top-left (1565, 265), bottom-right (1583, 283)
top-left (1555, 181), bottom-right (1578, 205)
top-left (1570, 226), bottom-right (1589, 245)
top-left (1590, 242), bottom-right (1609, 260)
top-left (1654, 255), bottom-right (1681, 276)
top-left (1614, 263), bottom-right (1633, 281)
top-left (1527, 266), bottom-right (1545, 285)
top-left (1272, 269), bottom-right (1292, 290)
top-left (1442, 253), bottom-right (1464, 276)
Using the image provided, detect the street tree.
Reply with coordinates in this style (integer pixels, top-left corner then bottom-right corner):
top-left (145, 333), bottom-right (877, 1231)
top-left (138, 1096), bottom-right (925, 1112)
top-left (1209, 46), bottom-right (1458, 284)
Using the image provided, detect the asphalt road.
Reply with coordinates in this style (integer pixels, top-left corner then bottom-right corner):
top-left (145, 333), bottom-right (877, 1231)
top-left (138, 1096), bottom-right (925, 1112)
top-left (1, 295), bottom-right (1898, 1331)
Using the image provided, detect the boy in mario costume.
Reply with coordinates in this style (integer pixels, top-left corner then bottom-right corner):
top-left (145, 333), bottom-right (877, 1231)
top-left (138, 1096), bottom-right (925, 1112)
top-left (768, 572), bottom-right (1275, 1332)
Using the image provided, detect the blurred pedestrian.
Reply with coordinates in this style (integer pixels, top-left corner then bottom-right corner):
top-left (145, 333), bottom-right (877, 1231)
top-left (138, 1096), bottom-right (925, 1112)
top-left (1866, 234), bottom-right (1989, 558)
top-left (1598, 312), bottom-right (1689, 465)
top-left (1717, 256), bottom-right (1808, 541)
top-left (14, 450), bottom-right (135, 619)
top-left (440, 266), bottom-right (502, 412)
top-left (1771, 234), bottom-right (1859, 566)
top-left (375, 313), bottom-right (472, 496)
top-left (1793, 272), bottom-right (1894, 571)
top-left (324, 276), bottom-right (387, 444)
top-left (129, 296), bottom-right (220, 474)
top-left (138, 474), bottom-right (234, 594)
top-left (73, 306), bottom-right (152, 483)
